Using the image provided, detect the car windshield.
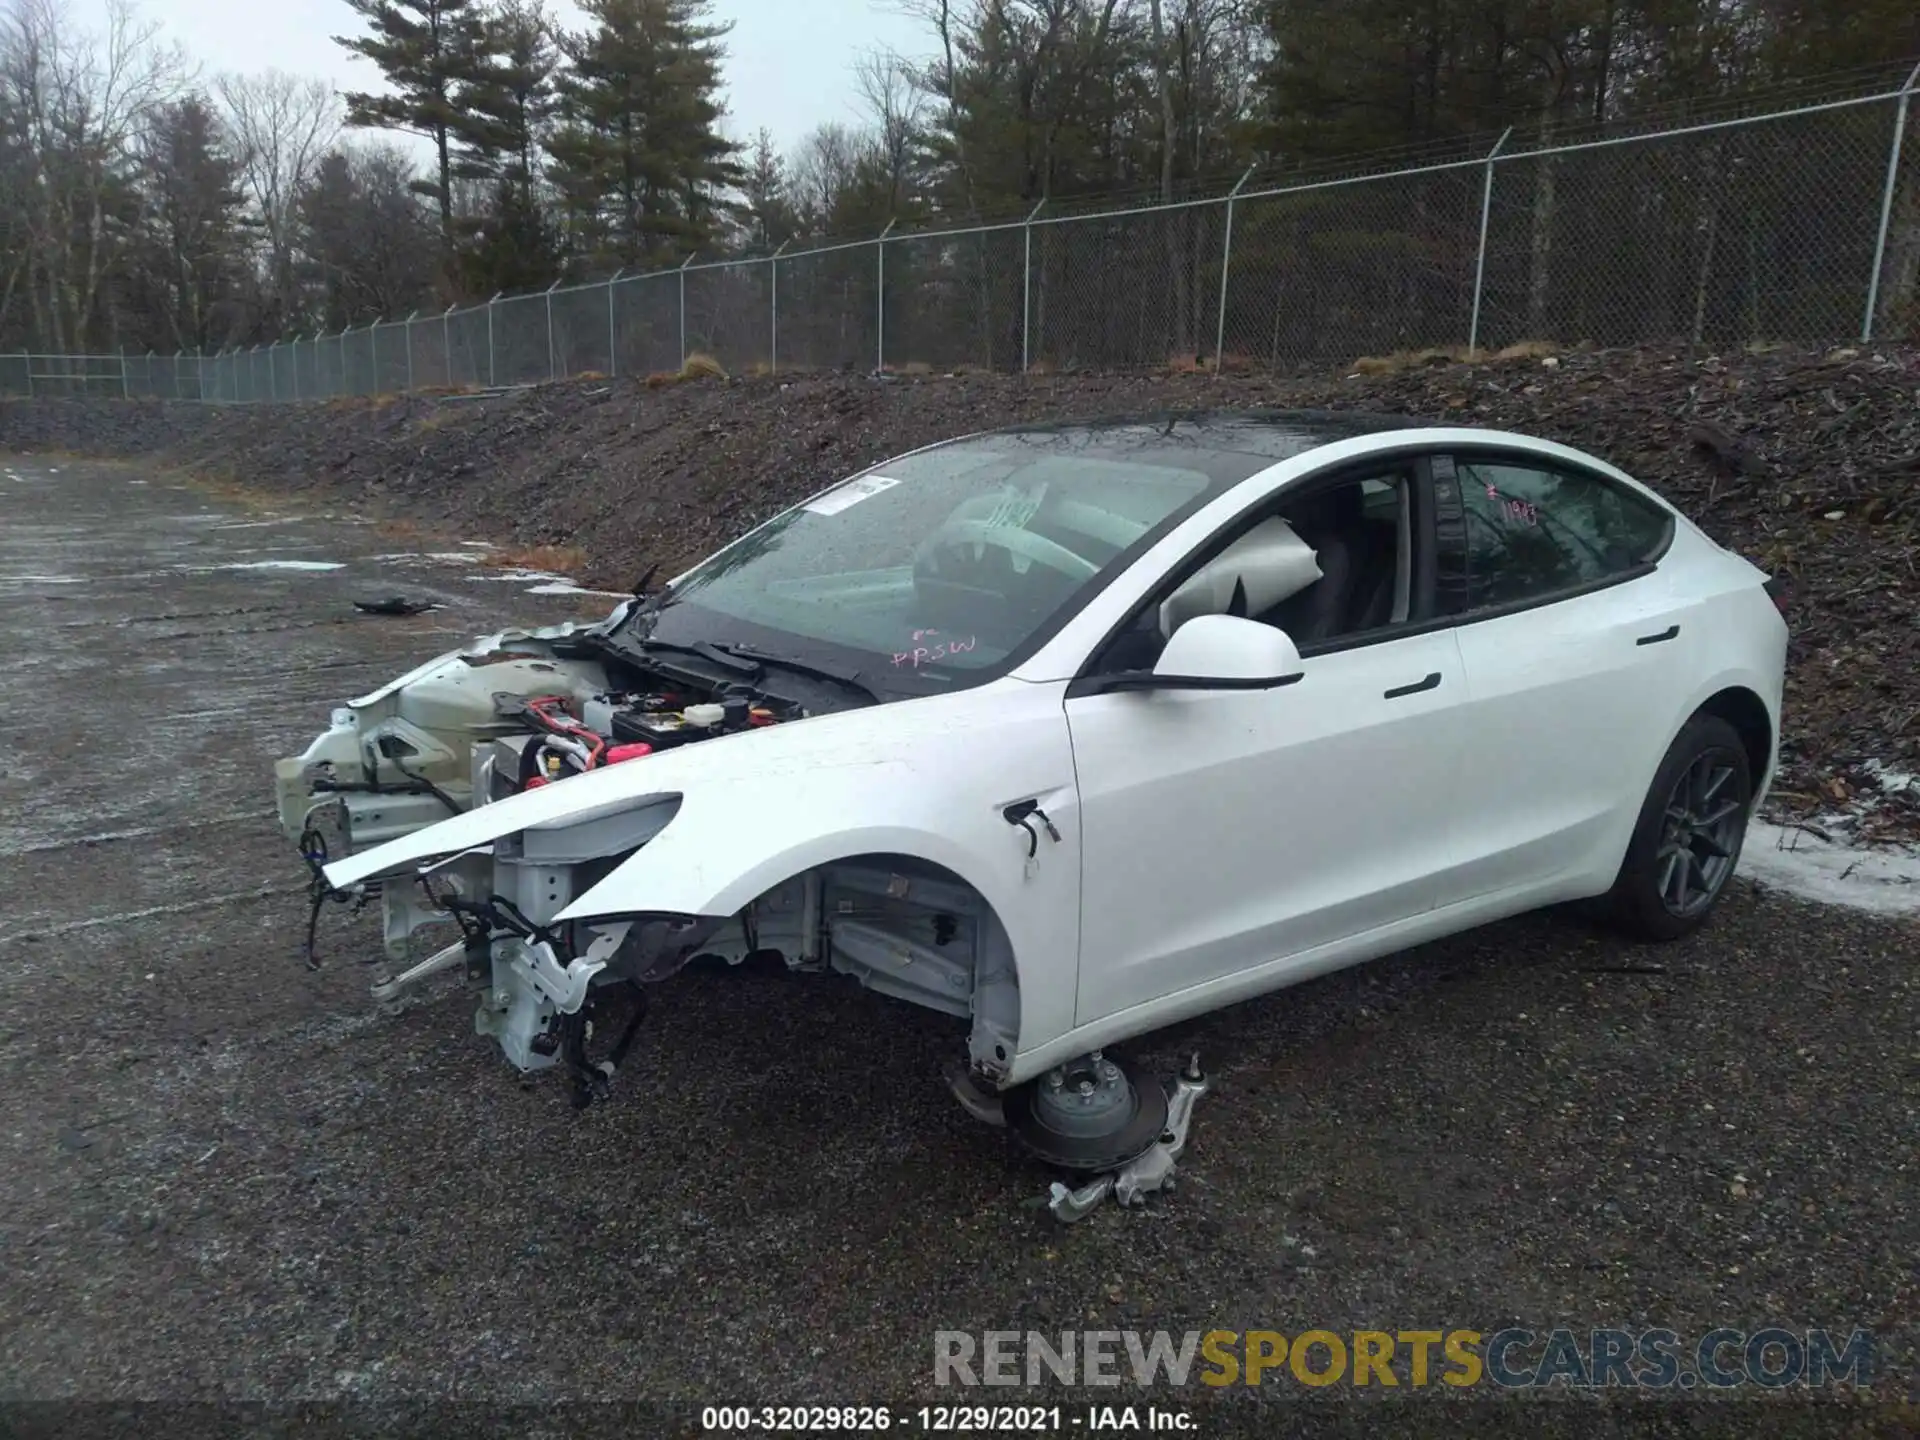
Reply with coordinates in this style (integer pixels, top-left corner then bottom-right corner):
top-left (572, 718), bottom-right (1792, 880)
top-left (629, 426), bottom-right (1278, 694)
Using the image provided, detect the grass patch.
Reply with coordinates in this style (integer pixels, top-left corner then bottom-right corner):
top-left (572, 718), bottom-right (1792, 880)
top-left (481, 542), bottom-right (588, 575)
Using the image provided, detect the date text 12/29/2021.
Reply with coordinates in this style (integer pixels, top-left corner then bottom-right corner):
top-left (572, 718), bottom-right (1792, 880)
top-left (700, 1405), bottom-right (1195, 1432)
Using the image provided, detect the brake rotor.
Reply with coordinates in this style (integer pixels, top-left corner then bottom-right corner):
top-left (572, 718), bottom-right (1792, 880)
top-left (1003, 1052), bottom-right (1170, 1173)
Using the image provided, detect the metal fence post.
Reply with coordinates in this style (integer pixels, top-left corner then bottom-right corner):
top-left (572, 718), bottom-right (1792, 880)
top-left (769, 241), bottom-right (791, 373)
top-left (605, 270), bottom-right (622, 377)
top-left (404, 311), bottom-right (417, 391)
top-left (441, 304), bottom-right (455, 387)
top-left (1214, 166), bottom-right (1259, 374)
top-left (1021, 200), bottom-right (1046, 372)
top-left (679, 253), bottom-right (697, 365)
top-left (545, 279), bottom-right (561, 381)
top-left (876, 220), bottom-right (897, 373)
top-left (486, 295), bottom-right (501, 387)
top-left (371, 321), bottom-right (383, 393)
top-left (1468, 127), bottom-right (1514, 357)
top-left (1865, 61), bottom-right (1920, 342)
top-left (119, 346), bottom-right (129, 399)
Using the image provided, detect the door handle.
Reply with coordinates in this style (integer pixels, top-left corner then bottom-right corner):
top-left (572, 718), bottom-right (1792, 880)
top-left (1383, 672), bottom-right (1442, 699)
top-left (1636, 624), bottom-right (1681, 646)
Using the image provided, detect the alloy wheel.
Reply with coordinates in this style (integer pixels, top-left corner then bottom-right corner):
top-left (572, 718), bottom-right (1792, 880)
top-left (1656, 750), bottom-right (1746, 917)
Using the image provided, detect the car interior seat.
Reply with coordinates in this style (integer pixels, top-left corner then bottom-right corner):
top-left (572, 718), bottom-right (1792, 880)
top-left (1346, 520), bottom-right (1401, 633)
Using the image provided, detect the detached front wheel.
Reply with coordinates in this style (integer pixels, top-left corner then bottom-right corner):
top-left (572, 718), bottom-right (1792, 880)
top-left (1607, 714), bottom-right (1752, 941)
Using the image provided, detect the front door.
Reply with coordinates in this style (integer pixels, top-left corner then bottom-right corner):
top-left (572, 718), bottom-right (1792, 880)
top-left (1063, 458), bottom-right (1478, 1027)
top-left (1066, 626), bottom-right (1470, 1024)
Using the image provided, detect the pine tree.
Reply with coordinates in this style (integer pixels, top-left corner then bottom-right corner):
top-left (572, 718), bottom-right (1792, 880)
top-left (455, 0), bottom-right (558, 199)
top-left (130, 97), bottom-right (253, 351)
top-left (547, 0), bottom-right (744, 269)
top-left (453, 0), bottom-right (563, 288)
top-left (740, 127), bottom-right (797, 249)
top-left (334, 0), bottom-right (494, 261)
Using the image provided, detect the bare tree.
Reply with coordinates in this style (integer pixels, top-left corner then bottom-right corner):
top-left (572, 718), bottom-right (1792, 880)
top-left (853, 47), bottom-right (925, 213)
top-left (0, 0), bottom-right (191, 351)
top-left (218, 68), bottom-right (337, 330)
top-left (788, 121), bottom-right (865, 230)
top-left (888, 0), bottom-right (975, 209)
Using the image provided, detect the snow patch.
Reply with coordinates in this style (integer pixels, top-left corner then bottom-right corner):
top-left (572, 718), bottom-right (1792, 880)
top-left (0, 573), bottom-right (86, 584)
top-left (465, 567), bottom-right (559, 583)
top-left (215, 559), bottom-right (346, 572)
top-left (1740, 821), bottom-right (1920, 917)
top-left (524, 580), bottom-right (629, 597)
top-left (1860, 759), bottom-right (1917, 796)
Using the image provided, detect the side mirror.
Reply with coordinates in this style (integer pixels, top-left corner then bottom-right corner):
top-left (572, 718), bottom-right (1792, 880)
top-left (1091, 614), bottom-right (1305, 694)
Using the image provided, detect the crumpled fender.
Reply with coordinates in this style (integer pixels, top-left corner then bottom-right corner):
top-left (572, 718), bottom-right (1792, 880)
top-left (321, 676), bottom-right (1084, 1056)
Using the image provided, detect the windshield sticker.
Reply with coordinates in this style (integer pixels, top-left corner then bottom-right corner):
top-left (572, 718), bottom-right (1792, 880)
top-left (805, 474), bottom-right (901, 517)
top-left (893, 629), bottom-right (978, 668)
top-left (983, 482), bottom-right (1047, 531)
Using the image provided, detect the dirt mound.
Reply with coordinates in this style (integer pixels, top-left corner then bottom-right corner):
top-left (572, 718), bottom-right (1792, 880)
top-left (4, 344), bottom-right (1917, 835)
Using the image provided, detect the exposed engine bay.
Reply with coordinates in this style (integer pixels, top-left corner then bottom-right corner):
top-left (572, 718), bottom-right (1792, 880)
top-left (276, 615), bottom-right (1021, 1121)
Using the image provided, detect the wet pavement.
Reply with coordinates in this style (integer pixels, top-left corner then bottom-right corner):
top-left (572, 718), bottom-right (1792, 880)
top-left (0, 456), bottom-right (1914, 1430)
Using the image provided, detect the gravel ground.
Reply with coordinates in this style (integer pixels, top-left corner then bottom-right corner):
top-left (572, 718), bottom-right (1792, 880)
top-left (2, 460), bottom-right (1917, 1439)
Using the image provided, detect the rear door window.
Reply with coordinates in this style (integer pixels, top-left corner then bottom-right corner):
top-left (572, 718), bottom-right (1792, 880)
top-left (1442, 457), bottom-right (1673, 614)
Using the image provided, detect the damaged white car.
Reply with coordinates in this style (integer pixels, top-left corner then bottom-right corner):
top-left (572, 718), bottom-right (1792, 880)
top-left (278, 412), bottom-right (1787, 1210)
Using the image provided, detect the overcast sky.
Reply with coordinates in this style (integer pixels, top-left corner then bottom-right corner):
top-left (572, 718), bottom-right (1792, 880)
top-left (78, 0), bottom-right (930, 153)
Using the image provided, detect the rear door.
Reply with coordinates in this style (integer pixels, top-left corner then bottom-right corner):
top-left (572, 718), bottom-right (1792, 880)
top-left (1431, 451), bottom-right (1702, 899)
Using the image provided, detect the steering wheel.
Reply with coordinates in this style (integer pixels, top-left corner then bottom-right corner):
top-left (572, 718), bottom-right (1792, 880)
top-left (915, 519), bottom-right (1100, 586)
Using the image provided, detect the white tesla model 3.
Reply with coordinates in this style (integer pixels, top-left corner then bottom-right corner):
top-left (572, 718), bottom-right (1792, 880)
top-left (278, 411), bottom-right (1787, 1180)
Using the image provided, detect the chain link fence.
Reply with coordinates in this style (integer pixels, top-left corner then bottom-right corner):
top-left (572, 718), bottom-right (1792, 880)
top-left (10, 74), bottom-right (1917, 404)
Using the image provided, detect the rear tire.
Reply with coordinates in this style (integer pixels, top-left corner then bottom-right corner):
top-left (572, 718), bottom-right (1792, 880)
top-left (1606, 714), bottom-right (1752, 942)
